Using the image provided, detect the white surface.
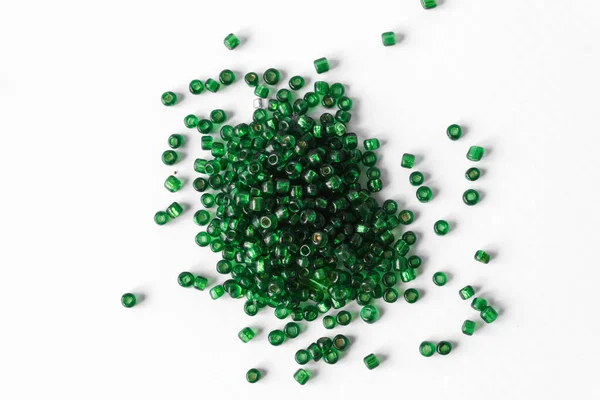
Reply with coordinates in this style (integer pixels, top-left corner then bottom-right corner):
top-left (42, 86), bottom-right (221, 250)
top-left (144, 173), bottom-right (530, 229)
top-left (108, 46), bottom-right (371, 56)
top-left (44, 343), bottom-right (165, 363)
top-left (1, 1), bottom-right (599, 399)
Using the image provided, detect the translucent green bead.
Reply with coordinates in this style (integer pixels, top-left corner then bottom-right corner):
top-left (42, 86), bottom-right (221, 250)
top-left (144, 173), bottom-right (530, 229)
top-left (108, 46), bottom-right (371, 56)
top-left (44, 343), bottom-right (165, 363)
top-left (193, 210), bottom-right (210, 226)
top-left (401, 153), bottom-right (415, 168)
top-left (367, 179), bottom-right (383, 192)
top-left (462, 320), bottom-right (476, 335)
top-left (459, 285), bottom-right (475, 300)
top-left (238, 327), bottom-right (256, 343)
top-left (193, 275), bottom-right (208, 291)
top-left (224, 33), bottom-right (240, 50)
top-left (166, 202), bottom-right (183, 218)
top-left (244, 72), bottom-right (259, 87)
top-left (289, 75), bottom-right (305, 90)
top-left (337, 310), bottom-right (352, 326)
top-left (121, 293), bottom-right (136, 308)
top-left (197, 119), bottom-right (213, 134)
top-left (475, 250), bottom-right (491, 264)
top-left (434, 220), bottom-right (450, 236)
top-left (394, 240), bottom-right (410, 256)
top-left (323, 349), bottom-right (339, 364)
top-left (205, 78), bottom-right (220, 93)
top-left (402, 231), bottom-right (417, 245)
top-left (317, 337), bottom-right (333, 352)
top-left (481, 306), bottom-right (498, 323)
top-left (323, 315), bottom-right (337, 329)
top-left (362, 151), bottom-right (377, 167)
top-left (210, 285), bottom-right (225, 299)
top-left (333, 334), bottom-right (350, 351)
top-left (404, 288), bottom-right (420, 303)
top-left (161, 91), bottom-right (177, 106)
top-left (268, 329), bottom-right (286, 346)
top-left (400, 268), bottom-right (417, 282)
top-left (295, 349), bottom-right (311, 365)
top-left (416, 186), bottom-right (433, 202)
top-left (381, 31), bottom-right (396, 46)
top-left (446, 124), bottom-right (462, 140)
top-left (154, 211), bottom-right (170, 225)
top-left (330, 83), bottom-right (345, 98)
top-left (219, 69), bottom-right (235, 86)
top-left (284, 322), bottom-right (301, 338)
top-left (314, 81), bottom-right (329, 95)
top-left (382, 272), bottom-right (397, 287)
top-left (322, 95), bottom-right (336, 108)
top-left (246, 368), bottom-right (261, 383)
top-left (254, 85), bottom-right (269, 99)
top-left (210, 109), bottom-right (227, 123)
top-left (201, 193), bottom-right (215, 208)
top-left (421, 0), bottom-right (437, 9)
top-left (409, 171), bottom-right (424, 186)
top-left (338, 96), bottom-right (353, 111)
top-left (263, 68), bottom-right (280, 85)
top-left (399, 210), bottom-right (414, 225)
top-left (471, 297), bottom-right (488, 311)
top-left (383, 288), bottom-right (399, 303)
top-left (164, 175), bottom-right (183, 193)
top-left (293, 369), bottom-right (310, 385)
top-left (466, 167), bottom-right (481, 181)
top-left (195, 232), bottom-right (211, 247)
top-left (408, 255), bottom-right (422, 268)
top-left (433, 272), bottom-right (447, 286)
top-left (276, 88), bottom-right (292, 103)
top-left (335, 110), bottom-right (351, 123)
top-left (467, 146), bottom-right (485, 161)
top-left (183, 114), bottom-right (198, 128)
top-left (419, 341), bottom-right (435, 357)
top-left (193, 178), bottom-right (208, 192)
top-left (314, 57), bottom-right (330, 74)
top-left (364, 138), bottom-right (380, 150)
top-left (307, 342), bottom-right (322, 361)
top-left (360, 305), bottom-right (379, 324)
top-left (363, 353), bottom-right (380, 370)
top-left (437, 341), bottom-right (452, 355)
top-left (304, 92), bottom-right (319, 107)
top-left (463, 189), bottom-right (480, 205)
top-left (366, 167), bottom-right (381, 180)
top-left (382, 200), bottom-right (397, 215)
top-left (189, 80), bottom-right (205, 95)
top-left (168, 134), bottom-right (184, 149)
top-left (177, 271), bottom-right (194, 287)
top-left (201, 136), bottom-right (213, 150)
top-left (162, 150), bottom-right (178, 166)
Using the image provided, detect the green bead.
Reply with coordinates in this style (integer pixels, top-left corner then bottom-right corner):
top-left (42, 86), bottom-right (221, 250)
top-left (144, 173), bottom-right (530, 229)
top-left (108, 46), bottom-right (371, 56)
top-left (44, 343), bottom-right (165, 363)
top-left (322, 95), bottom-right (336, 108)
top-left (459, 285), bottom-right (475, 300)
top-left (201, 193), bottom-right (215, 208)
top-left (293, 368), bottom-right (310, 385)
top-left (193, 275), bottom-right (208, 290)
top-left (219, 69), bottom-right (235, 85)
top-left (166, 202), bottom-right (183, 218)
top-left (467, 145), bottom-right (485, 161)
top-left (209, 285), bottom-right (225, 299)
top-left (402, 231), bottom-right (417, 245)
top-left (481, 306), bottom-right (498, 323)
top-left (284, 322), bottom-right (301, 338)
top-left (446, 124), bottom-right (462, 140)
top-left (399, 210), bottom-right (414, 225)
top-left (362, 151), bottom-right (377, 167)
top-left (433, 272), bottom-right (447, 286)
top-left (189, 80), bottom-right (205, 95)
top-left (184, 114), bottom-right (198, 128)
top-left (437, 341), bottom-right (452, 355)
top-left (193, 210), bottom-right (210, 226)
top-left (421, 0), bottom-right (437, 9)
top-left (289, 75), bottom-right (305, 90)
top-left (254, 85), bottom-right (269, 99)
top-left (367, 179), bottom-right (383, 192)
top-left (177, 271), bottom-right (194, 287)
top-left (466, 167), bottom-right (481, 181)
top-left (201, 136), bottom-right (213, 150)
top-left (323, 315), bottom-right (337, 329)
top-left (401, 153), bottom-right (415, 168)
top-left (164, 175), bottom-right (183, 193)
top-left (244, 72), bottom-right (259, 87)
top-left (383, 288), bottom-right (399, 303)
top-left (416, 186), bottom-right (433, 202)
top-left (263, 68), bottom-right (281, 85)
top-left (463, 189), bottom-right (480, 205)
top-left (471, 297), bottom-right (488, 311)
top-left (363, 353), bottom-right (380, 370)
top-left (314, 57), bottom-right (330, 74)
top-left (462, 320), bottom-right (476, 335)
top-left (208, 110), bottom-right (226, 125)
top-left (168, 134), bottom-right (184, 149)
top-left (408, 255), bottom-right (422, 268)
top-left (360, 305), bottom-right (379, 324)
top-left (121, 293), bottom-right (136, 308)
top-left (409, 171), bottom-right (424, 186)
top-left (197, 119), bottom-right (213, 134)
top-left (317, 336), bottom-right (333, 352)
top-left (276, 89), bottom-right (292, 103)
top-left (382, 272), bottom-right (397, 287)
top-left (337, 310), bottom-right (352, 326)
top-left (364, 139), bottom-right (380, 150)
top-left (434, 220), bottom-right (450, 235)
top-left (195, 232), bottom-right (211, 247)
top-left (268, 329), bottom-right (286, 346)
top-left (205, 78), bottom-right (220, 93)
top-left (295, 349), bottom-right (312, 365)
top-left (161, 91), bottom-right (177, 106)
top-left (381, 31), bottom-right (396, 46)
top-left (154, 211), bottom-right (170, 225)
top-left (419, 341), bottom-right (436, 357)
top-left (404, 288), bottom-right (420, 303)
top-left (304, 92), bottom-right (319, 107)
top-left (307, 342), bottom-right (322, 361)
top-left (304, 305), bottom-right (319, 321)
top-left (193, 178), bottom-right (208, 192)
top-left (323, 348), bottom-right (339, 364)
top-left (162, 150), bottom-right (178, 166)
top-left (330, 83), bottom-right (345, 98)
top-left (246, 368), bottom-right (261, 383)
top-left (338, 96), bottom-right (353, 111)
top-left (333, 334), bottom-right (350, 351)
top-left (224, 33), bottom-right (240, 50)
top-left (238, 327), bottom-right (256, 343)
top-left (475, 250), bottom-right (491, 264)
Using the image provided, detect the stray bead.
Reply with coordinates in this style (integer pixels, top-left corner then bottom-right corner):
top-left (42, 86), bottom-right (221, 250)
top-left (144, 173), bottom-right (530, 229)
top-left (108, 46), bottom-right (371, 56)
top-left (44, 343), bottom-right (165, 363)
top-left (314, 57), bottom-right (330, 74)
top-left (193, 275), bottom-right (208, 290)
top-left (434, 220), bottom-right (450, 236)
top-left (192, 178), bottom-right (208, 192)
top-left (383, 288), bottom-right (399, 303)
top-left (364, 138), bottom-right (380, 150)
top-left (121, 293), bottom-right (136, 308)
top-left (268, 329), bottom-right (286, 346)
top-left (254, 85), bottom-right (269, 99)
top-left (432, 272), bottom-right (448, 286)
top-left (437, 341), bottom-right (452, 355)
top-left (238, 327), bottom-right (256, 343)
top-left (466, 167), bottom-right (481, 181)
top-left (164, 175), bottom-right (183, 193)
top-left (209, 285), bottom-right (225, 299)
top-left (168, 134), bottom-right (184, 149)
top-left (467, 145), bottom-right (485, 161)
top-left (333, 334), bottom-right (350, 351)
top-left (162, 150), bottom-right (178, 166)
top-left (166, 202), bottom-right (183, 218)
top-left (330, 83), bottom-right (345, 98)
top-left (463, 189), bottom-right (480, 205)
top-left (446, 124), bottom-right (462, 140)
top-left (161, 91), bottom-right (177, 106)
top-left (205, 78), bottom-right (220, 93)
top-left (307, 342), bottom-right (322, 361)
top-left (409, 171), bottom-right (424, 186)
top-left (295, 349), bottom-right (311, 365)
top-left (154, 211), bottom-right (170, 225)
top-left (363, 353), bottom-right (380, 370)
top-left (462, 320), bottom-right (476, 335)
top-left (189, 80), bottom-right (205, 95)
top-left (404, 288), bottom-right (420, 303)
top-left (293, 368), bottom-right (310, 385)
top-left (401, 153), bottom-right (415, 168)
top-left (284, 322), bottom-right (301, 338)
top-left (177, 271), bottom-right (195, 287)
top-left (184, 114), bottom-right (198, 128)
top-left (244, 72), bottom-right (259, 87)
top-left (210, 109), bottom-right (227, 124)
top-left (246, 368), bottom-right (261, 383)
top-left (474, 250), bottom-right (491, 264)
top-left (381, 31), bottom-right (396, 46)
top-left (338, 96), bottom-right (353, 111)
top-left (416, 186), bottom-right (433, 202)
top-left (263, 68), bottom-right (281, 85)
top-left (419, 341), bottom-right (436, 357)
top-left (219, 69), bottom-right (236, 85)
top-left (223, 33), bottom-right (240, 50)
top-left (481, 306), bottom-right (498, 323)
top-left (323, 315), bottom-right (337, 329)
top-left (471, 297), bottom-right (488, 311)
top-left (360, 305), bottom-right (379, 324)
top-left (289, 75), bottom-right (305, 90)
top-left (399, 210), bottom-right (415, 225)
top-left (421, 0), bottom-right (437, 9)
top-left (337, 310), bottom-right (352, 326)
top-left (459, 285), bottom-right (475, 300)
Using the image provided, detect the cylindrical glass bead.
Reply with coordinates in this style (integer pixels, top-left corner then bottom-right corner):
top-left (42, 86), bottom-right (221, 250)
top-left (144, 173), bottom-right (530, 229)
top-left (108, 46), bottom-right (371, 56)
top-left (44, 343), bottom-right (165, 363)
top-left (161, 91), bottom-right (177, 106)
top-left (224, 33), bottom-right (240, 50)
top-left (434, 220), bottom-right (450, 235)
top-left (404, 288), bottom-right (420, 303)
top-left (168, 134), bottom-right (184, 149)
top-left (246, 368), bottom-right (261, 383)
top-left (162, 150), bottom-right (178, 166)
top-left (166, 202), bottom-right (183, 218)
top-left (462, 320), bottom-right (476, 335)
top-left (121, 293), bottom-right (136, 308)
top-left (219, 69), bottom-right (235, 85)
top-left (466, 167), bottom-right (481, 181)
top-left (433, 272), bottom-right (448, 286)
top-left (263, 68), bottom-right (281, 85)
top-left (205, 78), bottom-right (220, 93)
top-left (268, 329), bottom-right (286, 346)
top-left (177, 271), bottom-right (194, 287)
top-left (363, 353), bottom-right (380, 370)
top-left (437, 341), bottom-right (452, 355)
top-left (419, 341), bottom-right (436, 357)
top-left (154, 211), bottom-right (170, 225)
top-left (416, 186), bottom-right (433, 202)
top-left (481, 306), bottom-right (498, 323)
top-left (238, 327), bottom-right (256, 343)
top-left (164, 175), bottom-right (183, 193)
top-left (409, 171), bottom-right (424, 186)
top-left (474, 250), bottom-right (490, 263)
top-left (189, 80), bottom-right (205, 95)
top-left (314, 57), bottom-right (330, 74)
top-left (401, 153), bottom-right (415, 168)
top-left (463, 189), bottom-right (480, 205)
top-left (446, 124), bottom-right (462, 140)
top-left (382, 31), bottom-right (396, 46)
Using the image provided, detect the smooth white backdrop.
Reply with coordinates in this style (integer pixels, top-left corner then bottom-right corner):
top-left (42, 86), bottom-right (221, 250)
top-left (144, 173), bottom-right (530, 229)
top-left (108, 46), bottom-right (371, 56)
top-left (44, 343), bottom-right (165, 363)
top-left (1, 1), bottom-right (599, 399)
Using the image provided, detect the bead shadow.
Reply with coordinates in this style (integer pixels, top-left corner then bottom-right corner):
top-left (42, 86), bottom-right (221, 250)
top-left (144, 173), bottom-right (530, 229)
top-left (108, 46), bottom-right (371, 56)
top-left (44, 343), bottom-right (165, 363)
top-left (376, 353), bottom-right (388, 364)
top-left (134, 293), bottom-right (146, 305)
top-left (306, 368), bottom-right (318, 380)
top-left (174, 92), bottom-right (185, 105)
top-left (476, 189), bottom-right (486, 203)
top-left (327, 58), bottom-right (340, 71)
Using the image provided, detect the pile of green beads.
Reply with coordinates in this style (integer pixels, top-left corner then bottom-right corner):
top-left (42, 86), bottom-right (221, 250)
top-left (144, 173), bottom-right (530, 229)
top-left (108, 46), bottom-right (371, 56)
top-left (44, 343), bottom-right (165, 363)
top-left (246, 368), bottom-right (261, 383)
top-left (121, 293), bottom-right (137, 308)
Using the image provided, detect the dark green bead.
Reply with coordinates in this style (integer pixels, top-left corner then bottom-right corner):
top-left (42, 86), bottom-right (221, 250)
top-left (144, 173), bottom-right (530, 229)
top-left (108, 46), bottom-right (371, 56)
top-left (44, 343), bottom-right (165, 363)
top-left (463, 189), bottom-right (480, 205)
top-left (201, 136), bottom-right (213, 150)
top-left (244, 72), bottom-right (259, 87)
top-left (383, 288), bottom-right (399, 303)
top-left (205, 78), bottom-right (220, 93)
top-left (224, 33), bottom-right (240, 50)
top-left (333, 334), bottom-right (350, 351)
top-left (314, 81), bottom-right (329, 95)
top-left (201, 193), bottom-right (215, 208)
top-left (238, 327), bottom-right (256, 343)
top-left (416, 186), bottom-right (433, 202)
top-left (409, 171), bottom-right (424, 186)
top-left (363, 353), bottom-right (380, 370)
top-left (194, 275), bottom-right (208, 290)
top-left (161, 150), bottom-right (178, 166)
top-left (121, 293), bottom-right (136, 308)
top-left (364, 139), bottom-right (380, 150)
top-left (197, 119), bottom-right (213, 134)
top-left (360, 305), bottom-right (379, 324)
top-left (382, 200), bottom-right (398, 214)
top-left (481, 306), bottom-right (498, 323)
top-left (459, 285), bottom-right (475, 300)
top-left (467, 145), bottom-right (485, 161)
top-left (189, 80), bottom-right (205, 95)
top-left (434, 220), bottom-right (450, 235)
top-left (161, 91), bottom-right (177, 106)
top-left (437, 341), bottom-right (452, 355)
top-left (421, 0), bottom-right (437, 9)
top-left (304, 92), bottom-right (319, 107)
top-left (193, 210), bottom-right (210, 226)
top-left (335, 110), bottom-right (351, 123)
top-left (367, 179), bottom-right (383, 192)
top-left (317, 337), bottom-right (333, 352)
top-left (177, 271), bottom-right (194, 287)
top-left (307, 342), bottom-right (322, 361)
top-left (330, 83), bottom-right (345, 98)
top-left (246, 368), bottom-right (261, 383)
top-left (404, 288), bottom-right (420, 303)
top-left (263, 68), bottom-right (281, 85)
top-left (466, 167), bottom-right (481, 181)
top-left (462, 320), bottom-right (476, 335)
top-left (295, 349), bottom-right (311, 365)
top-left (314, 57), bottom-right (330, 74)
top-left (322, 95), bottom-right (336, 108)
top-left (337, 310), bottom-right (352, 326)
top-left (471, 297), bottom-right (488, 311)
top-left (164, 175), bottom-right (183, 192)
top-left (382, 31), bottom-right (396, 46)
top-left (419, 341), bottom-right (435, 357)
top-left (338, 96), bottom-right (353, 111)
top-left (382, 272), bottom-right (397, 287)
top-left (210, 109), bottom-right (227, 123)
top-left (399, 210), bottom-right (414, 225)
top-left (219, 69), bottom-right (235, 85)
top-left (357, 291), bottom-right (372, 306)
top-left (293, 369), bottom-right (310, 385)
top-left (268, 329), bottom-right (286, 346)
top-left (289, 75), bottom-right (305, 90)
top-left (446, 124), bottom-right (462, 140)
top-left (195, 232), bottom-right (211, 247)
top-left (254, 85), bottom-right (269, 99)
top-left (323, 348), bottom-right (339, 364)
top-left (433, 272), bottom-right (447, 286)
top-left (323, 315), bottom-right (337, 329)
top-left (401, 153), bottom-right (415, 168)
top-left (168, 134), bottom-right (184, 149)
top-left (475, 250), bottom-right (491, 264)
top-left (154, 211), bottom-right (170, 225)
top-left (284, 322), bottom-right (301, 338)
top-left (193, 178), bottom-right (208, 192)
top-left (166, 202), bottom-right (183, 218)
top-left (402, 231), bottom-right (417, 245)
top-left (408, 255), bottom-right (422, 268)
top-left (362, 151), bottom-right (377, 167)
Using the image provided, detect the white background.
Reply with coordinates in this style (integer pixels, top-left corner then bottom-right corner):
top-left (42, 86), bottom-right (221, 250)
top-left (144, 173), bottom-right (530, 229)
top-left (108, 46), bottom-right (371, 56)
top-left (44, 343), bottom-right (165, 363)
top-left (1, 1), bottom-right (599, 399)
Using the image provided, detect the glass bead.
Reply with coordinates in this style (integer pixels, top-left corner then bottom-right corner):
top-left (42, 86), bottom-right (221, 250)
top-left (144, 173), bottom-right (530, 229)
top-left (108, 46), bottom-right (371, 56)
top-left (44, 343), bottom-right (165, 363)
top-left (193, 178), bottom-right (208, 192)
top-left (408, 255), bottom-right (422, 268)
top-left (162, 150), bottom-right (178, 166)
top-left (307, 342), bottom-right (322, 361)
top-left (193, 275), bottom-right (208, 290)
top-left (360, 305), bottom-right (379, 324)
top-left (416, 186), bottom-right (433, 202)
top-left (362, 151), bottom-right (377, 167)
top-left (197, 119), bottom-right (213, 134)
top-left (210, 109), bottom-right (227, 123)
top-left (382, 200), bottom-right (398, 215)
top-left (399, 210), bottom-right (414, 225)
top-left (324, 349), bottom-right (339, 364)
top-left (404, 288), bottom-right (420, 303)
top-left (193, 210), bottom-right (210, 226)
top-left (238, 327), bottom-right (256, 343)
top-left (335, 110), bottom-right (351, 123)
top-left (317, 337), bottom-right (333, 352)
top-left (189, 80), bottom-right (205, 95)
top-left (201, 136), bottom-right (213, 150)
top-left (471, 297), bottom-right (488, 311)
top-left (268, 329), bottom-right (286, 346)
top-left (205, 78), bottom-right (220, 93)
top-left (402, 231), bottom-right (417, 245)
top-left (323, 315), bottom-right (337, 329)
top-left (246, 368), bottom-right (261, 383)
top-left (168, 134), bottom-right (184, 149)
top-left (367, 179), bottom-right (383, 192)
top-left (475, 250), bottom-right (491, 264)
top-left (314, 57), bottom-right (330, 74)
top-left (421, 0), bottom-right (437, 9)
top-left (462, 320), bottom-right (476, 335)
top-left (382, 31), bottom-right (396, 46)
top-left (284, 322), bottom-right (301, 338)
top-left (161, 91), bottom-right (177, 106)
top-left (338, 96), bottom-right (353, 111)
top-left (322, 95), bottom-right (336, 108)
top-left (164, 175), bottom-right (183, 193)
top-left (295, 349), bottom-right (311, 365)
top-left (330, 83), bottom-right (345, 98)
top-left (394, 240), bottom-right (410, 257)
top-left (195, 232), bottom-right (211, 247)
top-left (154, 211), bottom-right (170, 225)
top-left (434, 220), bottom-right (450, 235)
top-left (383, 288), bottom-right (399, 303)
top-left (401, 153), bottom-right (415, 168)
top-left (177, 271), bottom-right (194, 287)
top-left (219, 69), bottom-right (235, 85)
top-left (244, 72), bottom-right (259, 87)
top-left (481, 306), bottom-right (498, 323)
top-left (121, 293), bottom-right (136, 308)
top-left (205, 285), bottom-right (222, 299)
top-left (183, 114), bottom-right (199, 128)
top-left (382, 272), bottom-right (396, 287)
top-left (263, 68), bottom-right (281, 85)
top-left (276, 88), bottom-right (292, 102)
top-left (459, 285), bottom-right (475, 300)
top-left (419, 341), bottom-right (435, 357)
top-left (293, 369), bottom-right (310, 385)
top-left (467, 145), bottom-right (485, 161)
top-left (333, 334), bottom-right (350, 351)
top-left (466, 167), bottom-right (481, 181)
top-left (224, 33), bottom-right (240, 50)
top-left (364, 138), bottom-right (380, 150)
top-left (446, 124), bottom-right (462, 140)
top-left (409, 171), bottom-right (424, 186)
top-left (166, 202), bottom-right (183, 218)
top-left (363, 353), bottom-right (380, 370)
top-left (437, 341), bottom-right (452, 355)
top-left (289, 75), bottom-right (305, 90)
top-left (433, 272), bottom-right (447, 286)
top-left (463, 189), bottom-right (480, 205)
top-left (201, 193), bottom-right (215, 208)
top-left (254, 85), bottom-right (269, 99)
top-left (337, 310), bottom-right (352, 326)
top-left (314, 81), bottom-right (329, 95)
top-left (304, 92), bottom-right (319, 107)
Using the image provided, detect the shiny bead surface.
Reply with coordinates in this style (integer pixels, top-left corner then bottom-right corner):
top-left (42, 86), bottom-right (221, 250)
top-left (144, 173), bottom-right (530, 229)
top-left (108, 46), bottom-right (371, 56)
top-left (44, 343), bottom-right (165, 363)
top-left (337, 310), bottom-right (352, 326)
top-left (307, 342), bottom-right (322, 361)
top-left (193, 275), bottom-right (208, 290)
top-left (205, 78), bottom-right (220, 93)
top-left (268, 329), bottom-right (286, 346)
top-left (459, 285), bottom-right (475, 300)
top-left (161, 150), bottom-right (178, 166)
top-left (475, 250), bottom-right (491, 264)
top-left (164, 175), bottom-right (183, 193)
top-left (409, 171), bottom-right (424, 186)
top-left (184, 114), bottom-right (198, 128)
top-left (293, 369), bottom-right (310, 385)
top-left (383, 288), bottom-right (399, 303)
top-left (219, 69), bottom-right (235, 85)
top-left (421, 0), bottom-right (437, 9)
top-left (330, 83), bottom-right (345, 98)
top-left (364, 139), bottom-right (380, 150)
top-left (382, 31), bottom-right (396, 46)
top-left (263, 68), bottom-right (281, 85)
top-left (210, 285), bottom-right (225, 299)
top-left (481, 306), bottom-right (498, 323)
top-left (437, 341), bottom-right (452, 355)
top-left (467, 145), bottom-right (485, 161)
top-left (323, 315), bottom-right (337, 329)
top-left (177, 271), bottom-right (194, 287)
top-left (224, 33), bottom-right (240, 50)
top-left (363, 353), bottom-right (380, 370)
top-left (404, 288), bottom-right (420, 303)
top-left (462, 320), bottom-right (476, 335)
top-left (284, 322), bottom-right (301, 338)
top-left (244, 72), bottom-right (259, 87)
top-left (166, 202), bottom-right (183, 218)
top-left (419, 341), bottom-right (436, 357)
top-left (333, 334), bottom-right (350, 351)
top-left (295, 349), bottom-right (311, 365)
top-left (402, 231), bottom-right (417, 245)
top-left (289, 75), bottom-right (305, 90)
top-left (246, 368), bottom-right (261, 383)
top-left (195, 232), bottom-right (211, 247)
top-left (254, 85), bottom-right (269, 99)
top-left (121, 293), bottom-right (136, 308)
top-left (360, 305), bottom-right (379, 324)
top-left (466, 167), bottom-right (481, 181)
top-left (314, 81), bottom-right (329, 95)
top-left (168, 134), bottom-right (184, 149)
top-left (401, 153), bottom-right (415, 168)
top-left (433, 272), bottom-right (448, 286)
top-left (338, 96), bottom-right (353, 111)
top-left (399, 210), bottom-right (414, 225)
top-left (210, 109), bottom-right (227, 123)
top-left (314, 57), bottom-right (330, 74)
top-left (471, 297), bottom-right (488, 311)
top-left (154, 211), bottom-right (170, 225)
top-left (323, 349), bottom-right (339, 364)
top-left (192, 178), bottom-right (208, 192)
top-left (193, 210), bottom-right (210, 226)
top-left (189, 80), bottom-right (205, 95)
top-left (416, 186), bottom-right (433, 202)
top-left (161, 91), bottom-right (177, 106)
top-left (434, 220), bottom-right (450, 235)
top-left (197, 119), bottom-right (213, 134)
top-left (238, 327), bottom-right (256, 343)
top-left (446, 124), bottom-right (462, 140)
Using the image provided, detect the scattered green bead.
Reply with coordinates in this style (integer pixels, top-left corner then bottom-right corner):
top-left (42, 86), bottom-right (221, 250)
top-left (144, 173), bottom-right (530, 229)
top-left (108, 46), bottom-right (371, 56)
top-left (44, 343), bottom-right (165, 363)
top-left (201, 136), bottom-right (213, 150)
top-left (201, 193), bottom-right (215, 208)
top-left (268, 329), bottom-right (286, 346)
top-left (322, 95), bottom-right (336, 108)
top-left (401, 153), bottom-right (415, 168)
top-left (295, 349), bottom-right (311, 365)
top-left (323, 315), bottom-right (337, 329)
top-left (121, 293), bottom-right (136, 308)
top-left (177, 271), bottom-right (194, 287)
top-left (382, 31), bottom-right (396, 46)
top-left (254, 85), bottom-right (269, 99)
top-left (193, 210), bottom-right (210, 226)
top-left (383, 200), bottom-right (398, 215)
top-left (463, 189), bottom-right (480, 205)
top-left (383, 288), bottom-right (399, 303)
top-left (289, 75), bottom-right (305, 90)
top-left (219, 69), bottom-right (235, 85)
top-left (481, 306), bottom-right (498, 323)
top-left (446, 124), bottom-right (462, 140)
top-left (193, 275), bottom-right (208, 291)
top-left (419, 341), bottom-right (436, 357)
top-left (408, 255), bottom-right (422, 268)
top-left (238, 327), bottom-right (256, 343)
top-left (244, 72), bottom-right (259, 87)
top-left (337, 310), bottom-right (352, 326)
top-left (421, 0), bottom-right (437, 9)
top-left (314, 57), bottom-right (330, 74)
top-left (459, 285), bottom-right (475, 300)
top-left (197, 119), bottom-right (213, 134)
top-left (246, 368), bottom-right (261, 383)
top-left (363, 353), bottom-right (380, 370)
top-left (276, 89), bottom-right (292, 103)
top-left (399, 210), bottom-right (414, 225)
top-left (168, 134), bottom-right (184, 149)
top-left (317, 337), bottom-right (333, 352)
top-left (205, 78), bottom-right (220, 93)
top-left (189, 80), bottom-right (205, 95)
top-left (360, 305), bottom-right (379, 324)
top-left (404, 288), bottom-right (420, 303)
top-left (402, 231), bottom-right (417, 245)
top-left (330, 83), bottom-right (345, 98)
top-left (307, 342), bottom-right (322, 361)
top-left (263, 68), bottom-right (281, 85)
top-left (434, 220), bottom-right (450, 236)
top-left (184, 114), bottom-right (198, 128)
top-left (166, 202), bottom-right (183, 218)
top-left (210, 285), bottom-right (225, 299)
top-left (338, 96), bottom-right (353, 111)
top-left (195, 232), bottom-right (211, 247)
top-left (193, 178), bottom-right (208, 192)
top-left (416, 186), bottom-right (433, 202)
top-left (409, 171), bottom-right (424, 186)
top-left (224, 33), bottom-right (240, 50)
top-left (304, 92), bottom-right (319, 107)
top-left (164, 175), bottom-right (183, 193)
top-left (284, 322), bottom-right (301, 338)
top-left (161, 150), bottom-right (178, 166)
top-left (293, 369), bottom-right (310, 385)
top-left (210, 109), bottom-right (227, 124)
top-left (433, 272), bottom-right (448, 286)
top-left (364, 139), bottom-right (380, 150)
top-left (466, 167), bottom-right (481, 181)
top-left (314, 81), bottom-right (329, 95)
top-left (161, 91), bottom-right (177, 106)
top-left (471, 297), bottom-right (488, 311)
top-left (154, 211), bottom-right (170, 225)
top-left (467, 145), bottom-right (485, 161)
top-left (437, 341), bottom-right (452, 355)
top-left (333, 334), bottom-right (350, 351)
top-left (475, 250), bottom-right (491, 264)
top-left (323, 349), bottom-right (339, 364)
top-left (462, 320), bottom-right (476, 335)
